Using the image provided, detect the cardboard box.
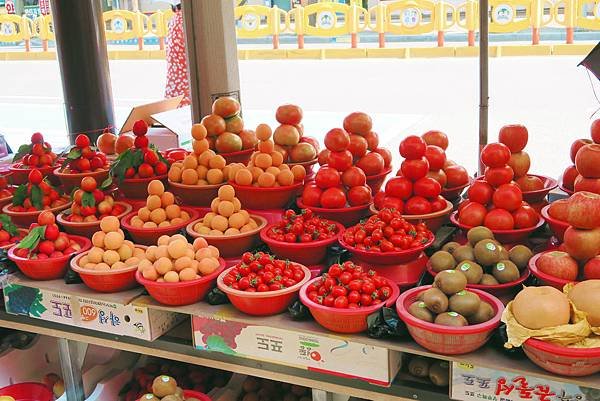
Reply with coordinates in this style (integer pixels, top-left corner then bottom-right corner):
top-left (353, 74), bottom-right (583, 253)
top-left (191, 314), bottom-right (401, 386)
top-left (3, 274), bottom-right (183, 341)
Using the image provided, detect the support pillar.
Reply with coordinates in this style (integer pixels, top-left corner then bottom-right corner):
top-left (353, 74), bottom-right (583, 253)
top-left (57, 338), bottom-right (86, 401)
top-left (49, 0), bottom-right (115, 144)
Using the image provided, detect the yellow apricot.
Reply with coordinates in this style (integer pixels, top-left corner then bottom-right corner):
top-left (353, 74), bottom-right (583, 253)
top-left (232, 197), bottom-right (241, 212)
top-left (142, 266), bottom-right (159, 281)
top-left (248, 218), bottom-right (258, 229)
top-left (198, 257), bottom-right (220, 275)
top-left (180, 211), bottom-right (190, 221)
top-left (146, 195), bottom-right (162, 211)
top-left (234, 169), bottom-right (253, 186)
top-left (100, 216), bottom-right (120, 233)
top-left (208, 245), bottom-right (220, 258)
top-left (112, 261), bottom-right (126, 270)
top-left (155, 244), bottom-right (169, 259)
top-left (255, 153), bottom-right (272, 169)
top-left (277, 169), bottom-right (295, 186)
top-left (196, 225), bottom-right (211, 234)
top-left (206, 168), bottom-right (224, 185)
top-left (250, 167), bottom-right (264, 181)
top-left (164, 271), bottom-right (180, 283)
top-left (217, 201), bottom-right (235, 218)
top-left (191, 123), bottom-right (208, 140)
top-left (95, 263), bottom-right (111, 271)
top-left (193, 139), bottom-right (209, 155)
top-left (195, 248), bottom-right (213, 261)
top-left (266, 166), bottom-right (281, 177)
top-left (193, 237), bottom-right (208, 250)
top-left (211, 215), bottom-right (229, 232)
top-left (158, 221), bottom-right (171, 228)
top-left (258, 172), bottom-right (276, 188)
top-left (131, 216), bottom-right (144, 228)
top-left (88, 247), bottom-right (104, 263)
top-left (256, 124), bottom-right (272, 141)
top-left (133, 248), bottom-right (146, 259)
top-left (227, 164), bottom-right (243, 181)
top-left (195, 165), bottom-right (208, 180)
top-left (161, 192), bottom-right (175, 207)
top-left (125, 257), bottom-right (140, 267)
top-left (279, 163), bottom-right (290, 171)
top-left (92, 231), bottom-right (105, 248)
top-left (209, 229), bottom-right (224, 236)
top-left (168, 166), bottom-right (182, 182)
top-left (174, 256), bottom-right (192, 272)
top-left (170, 234), bottom-right (187, 243)
top-left (145, 246), bottom-right (157, 261)
top-left (209, 155), bottom-right (226, 169)
top-left (179, 268), bottom-right (198, 281)
top-left (137, 207), bottom-right (151, 221)
top-left (102, 250), bottom-right (120, 266)
top-left (218, 185), bottom-right (235, 201)
top-left (138, 259), bottom-right (153, 272)
top-left (79, 256), bottom-right (90, 266)
top-left (291, 165), bottom-right (306, 181)
top-left (117, 244), bottom-right (133, 261)
top-left (143, 221), bottom-right (158, 229)
top-left (210, 198), bottom-right (220, 213)
top-left (183, 155), bottom-right (198, 170)
top-left (198, 150), bottom-right (216, 167)
top-left (168, 239), bottom-right (188, 259)
top-left (165, 204), bottom-right (181, 220)
top-left (271, 151), bottom-right (284, 167)
top-left (228, 212), bottom-right (245, 229)
top-left (258, 140), bottom-right (274, 154)
top-left (157, 235), bottom-right (170, 246)
top-left (224, 227), bottom-right (240, 236)
top-left (181, 169), bottom-right (199, 185)
top-left (147, 180), bottom-right (165, 196)
top-left (104, 231), bottom-right (124, 250)
top-left (240, 224), bottom-right (254, 233)
top-left (154, 257), bottom-right (173, 275)
top-left (150, 208), bottom-right (167, 225)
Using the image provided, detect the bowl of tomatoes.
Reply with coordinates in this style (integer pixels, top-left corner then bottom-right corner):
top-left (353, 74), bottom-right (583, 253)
top-left (230, 181), bottom-right (303, 210)
top-left (340, 209), bottom-right (435, 265)
top-left (260, 209), bottom-right (343, 266)
top-left (441, 177), bottom-right (473, 201)
top-left (372, 199), bottom-right (453, 233)
top-left (366, 167), bottom-right (392, 194)
top-left (296, 199), bottom-right (371, 227)
top-left (217, 252), bottom-right (311, 316)
top-left (300, 261), bottom-right (400, 333)
top-left (450, 211), bottom-right (544, 244)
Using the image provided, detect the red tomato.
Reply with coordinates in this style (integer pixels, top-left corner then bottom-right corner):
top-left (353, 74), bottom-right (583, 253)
top-left (422, 130), bottom-right (449, 150)
top-left (324, 128), bottom-right (350, 152)
top-left (347, 134), bottom-right (368, 158)
top-left (467, 180), bottom-right (493, 205)
top-left (328, 150), bottom-right (353, 172)
top-left (481, 142), bottom-right (511, 168)
top-left (512, 205), bottom-right (539, 228)
top-left (484, 166), bottom-right (514, 187)
top-left (459, 202), bottom-right (487, 226)
top-left (320, 187), bottom-right (347, 208)
top-left (426, 169), bottom-right (447, 188)
top-left (348, 185), bottom-right (372, 206)
top-left (381, 196), bottom-right (404, 213)
top-left (484, 209), bottom-right (515, 230)
top-left (385, 177), bottom-right (413, 200)
top-left (401, 158), bottom-right (429, 181)
top-left (373, 148), bottom-right (392, 168)
top-left (342, 166), bottom-right (367, 188)
top-left (315, 167), bottom-right (341, 189)
top-left (562, 165), bottom-right (578, 190)
top-left (356, 152), bottom-right (385, 176)
top-left (413, 177), bottom-right (441, 199)
top-left (499, 124), bottom-right (528, 153)
top-left (444, 165), bottom-right (469, 187)
top-left (318, 149), bottom-right (330, 166)
top-left (404, 196), bottom-right (432, 215)
top-left (424, 145), bottom-right (447, 170)
top-left (373, 191), bottom-right (386, 209)
top-left (399, 135), bottom-right (427, 159)
top-left (458, 200), bottom-right (472, 214)
top-left (302, 184), bottom-right (323, 207)
top-left (492, 183), bottom-right (523, 212)
top-left (430, 196), bottom-right (448, 212)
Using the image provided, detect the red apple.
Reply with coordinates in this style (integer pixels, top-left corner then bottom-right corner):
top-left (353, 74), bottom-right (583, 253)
top-left (507, 151), bottom-right (530, 178)
top-left (563, 226), bottom-right (600, 261)
top-left (515, 175), bottom-right (544, 192)
top-left (445, 165), bottom-right (469, 187)
top-left (562, 165), bottom-right (578, 190)
top-left (426, 169), bottom-right (447, 188)
top-left (566, 191), bottom-right (600, 229)
top-left (498, 124), bottom-right (528, 153)
top-left (548, 198), bottom-right (569, 221)
top-left (591, 119), bottom-right (600, 144)
top-left (537, 251), bottom-right (579, 281)
top-left (574, 175), bottom-right (600, 194)
top-left (583, 256), bottom-right (600, 279)
top-left (575, 144), bottom-right (600, 178)
top-left (421, 130), bottom-right (448, 150)
top-left (570, 138), bottom-right (593, 164)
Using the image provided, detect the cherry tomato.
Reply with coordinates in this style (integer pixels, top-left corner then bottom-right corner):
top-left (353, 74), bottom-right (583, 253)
top-left (331, 285), bottom-right (347, 298)
top-left (324, 295), bottom-right (335, 307)
top-left (333, 296), bottom-right (349, 309)
top-left (348, 290), bottom-right (361, 304)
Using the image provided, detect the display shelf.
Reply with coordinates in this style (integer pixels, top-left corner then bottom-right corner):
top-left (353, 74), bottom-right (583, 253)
top-left (0, 311), bottom-right (450, 401)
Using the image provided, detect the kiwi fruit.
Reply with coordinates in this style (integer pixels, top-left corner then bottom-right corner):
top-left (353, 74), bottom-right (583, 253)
top-left (433, 270), bottom-right (467, 295)
top-left (441, 241), bottom-right (461, 254)
top-left (509, 245), bottom-right (533, 270)
top-left (449, 290), bottom-right (481, 317)
top-left (468, 301), bottom-right (495, 324)
top-left (428, 361), bottom-right (450, 386)
top-left (430, 251), bottom-right (456, 272)
top-left (140, 395), bottom-right (160, 401)
top-left (473, 239), bottom-right (501, 266)
top-left (498, 244), bottom-right (509, 261)
top-left (492, 260), bottom-right (520, 283)
top-left (479, 274), bottom-right (499, 285)
top-left (467, 226), bottom-right (494, 246)
top-left (408, 301), bottom-right (435, 322)
top-left (152, 375), bottom-right (178, 397)
top-left (434, 311), bottom-right (468, 327)
top-left (452, 245), bottom-right (475, 263)
top-left (423, 288), bottom-right (449, 314)
top-left (455, 260), bottom-right (483, 284)
top-left (408, 357), bottom-right (431, 377)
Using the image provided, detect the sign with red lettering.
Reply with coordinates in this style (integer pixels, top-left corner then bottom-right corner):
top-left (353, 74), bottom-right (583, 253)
top-left (5, 0), bottom-right (15, 14)
top-left (39, 0), bottom-right (50, 15)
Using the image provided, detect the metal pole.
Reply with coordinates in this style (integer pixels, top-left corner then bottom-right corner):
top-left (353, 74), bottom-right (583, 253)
top-left (57, 338), bottom-right (85, 401)
top-left (478, 0), bottom-right (489, 175)
top-left (49, 0), bottom-right (115, 144)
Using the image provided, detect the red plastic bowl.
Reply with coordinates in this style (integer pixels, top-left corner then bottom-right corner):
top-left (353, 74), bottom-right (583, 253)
top-left (137, 390), bottom-right (211, 401)
top-left (8, 235), bottom-right (91, 280)
top-left (340, 231), bottom-right (434, 265)
top-left (169, 180), bottom-right (224, 207)
top-left (558, 176), bottom-right (574, 195)
top-left (217, 264), bottom-right (311, 316)
top-left (0, 194), bottom-right (13, 209)
top-left (229, 181), bottom-right (302, 210)
top-left (441, 177), bottom-right (472, 201)
top-left (366, 167), bottom-right (392, 193)
top-left (0, 228), bottom-right (28, 250)
top-left (121, 207), bottom-right (200, 246)
top-left (396, 285), bottom-right (503, 355)
top-left (540, 204), bottom-right (569, 242)
top-left (220, 148), bottom-right (254, 165)
top-left (2, 201), bottom-right (72, 228)
top-left (520, 175), bottom-right (558, 203)
top-left (186, 215), bottom-right (267, 258)
top-left (259, 220), bottom-right (343, 265)
top-left (426, 262), bottom-right (530, 296)
top-left (9, 164), bottom-right (57, 185)
top-left (0, 382), bottom-right (53, 401)
top-left (360, 253), bottom-right (428, 289)
top-left (53, 167), bottom-right (110, 194)
top-left (136, 258), bottom-right (226, 306)
top-left (296, 199), bottom-right (371, 227)
top-left (300, 276), bottom-right (399, 333)
top-left (57, 201), bottom-right (133, 238)
top-left (371, 199), bottom-right (453, 232)
top-left (117, 174), bottom-right (168, 199)
top-left (522, 338), bottom-right (600, 377)
top-left (528, 251), bottom-right (579, 290)
top-left (70, 247), bottom-right (146, 293)
top-left (450, 211), bottom-right (544, 244)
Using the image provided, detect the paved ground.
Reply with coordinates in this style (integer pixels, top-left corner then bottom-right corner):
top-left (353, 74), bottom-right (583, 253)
top-left (0, 56), bottom-right (597, 179)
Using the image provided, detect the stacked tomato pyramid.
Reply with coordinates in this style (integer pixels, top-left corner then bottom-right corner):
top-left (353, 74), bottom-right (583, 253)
top-left (562, 119), bottom-right (600, 194)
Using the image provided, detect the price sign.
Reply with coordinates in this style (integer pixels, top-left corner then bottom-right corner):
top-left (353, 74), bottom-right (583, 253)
top-left (5, 0), bottom-right (15, 14)
top-left (39, 0), bottom-right (50, 15)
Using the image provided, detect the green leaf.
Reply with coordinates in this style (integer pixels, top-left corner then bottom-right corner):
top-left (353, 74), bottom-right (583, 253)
top-left (12, 185), bottom-right (27, 207)
top-left (30, 186), bottom-right (43, 210)
top-left (0, 214), bottom-right (18, 237)
top-left (110, 150), bottom-right (133, 182)
top-left (81, 192), bottom-right (95, 208)
top-left (12, 144), bottom-right (32, 162)
top-left (17, 225), bottom-right (46, 251)
top-left (66, 148), bottom-right (82, 160)
top-left (100, 176), bottom-right (113, 189)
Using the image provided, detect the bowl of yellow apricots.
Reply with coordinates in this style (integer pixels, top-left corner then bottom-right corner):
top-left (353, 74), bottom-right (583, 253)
top-left (186, 185), bottom-right (267, 258)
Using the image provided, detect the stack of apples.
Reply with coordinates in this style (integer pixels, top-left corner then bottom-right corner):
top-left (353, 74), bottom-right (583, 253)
top-left (458, 142), bottom-right (539, 230)
top-left (64, 177), bottom-right (126, 222)
top-left (272, 104), bottom-right (319, 164)
top-left (421, 130), bottom-right (470, 193)
top-left (12, 132), bottom-right (58, 169)
top-left (565, 120), bottom-right (600, 194)
top-left (200, 97), bottom-right (257, 154)
top-left (8, 169), bottom-right (70, 212)
top-left (59, 134), bottom-right (109, 174)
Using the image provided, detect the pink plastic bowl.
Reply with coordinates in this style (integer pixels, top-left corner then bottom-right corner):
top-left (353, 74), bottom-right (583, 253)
top-left (296, 199), bottom-right (371, 227)
top-left (371, 199), bottom-right (454, 232)
top-left (169, 180), bottom-right (223, 207)
top-left (523, 338), bottom-right (600, 377)
top-left (528, 251), bottom-right (579, 290)
top-left (53, 167), bottom-right (110, 194)
top-left (366, 167), bottom-right (392, 193)
top-left (2, 201), bottom-right (72, 228)
top-left (136, 258), bottom-right (225, 306)
top-left (441, 177), bottom-right (472, 201)
top-left (57, 201), bottom-right (133, 238)
top-left (9, 164), bottom-right (57, 185)
top-left (520, 174), bottom-right (558, 203)
top-left (137, 390), bottom-right (211, 401)
top-left (259, 220), bottom-right (343, 266)
top-left (396, 285), bottom-right (504, 355)
top-left (0, 382), bottom-right (53, 401)
top-left (8, 235), bottom-right (91, 280)
top-left (217, 264), bottom-right (311, 316)
top-left (300, 276), bottom-right (399, 333)
top-left (229, 181), bottom-right (303, 210)
top-left (220, 148), bottom-right (253, 165)
top-left (117, 174), bottom-right (168, 199)
top-left (340, 232), bottom-right (434, 265)
top-left (121, 207), bottom-right (200, 246)
top-left (450, 211), bottom-right (544, 244)
top-left (540, 204), bottom-right (569, 242)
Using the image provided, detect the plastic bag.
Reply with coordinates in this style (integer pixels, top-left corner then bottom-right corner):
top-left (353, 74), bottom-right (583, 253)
top-left (206, 287), bottom-right (229, 305)
top-left (367, 307), bottom-right (408, 339)
top-left (288, 299), bottom-right (312, 321)
top-left (64, 268), bottom-right (83, 285)
top-left (490, 323), bottom-right (525, 359)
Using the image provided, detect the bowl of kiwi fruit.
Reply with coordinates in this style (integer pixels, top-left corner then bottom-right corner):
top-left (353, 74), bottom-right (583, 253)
top-left (450, 211), bottom-right (544, 244)
top-left (396, 270), bottom-right (504, 355)
top-left (426, 226), bottom-right (533, 296)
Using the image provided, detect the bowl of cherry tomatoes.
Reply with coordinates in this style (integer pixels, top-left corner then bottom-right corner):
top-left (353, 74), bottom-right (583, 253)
top-left (260, 209), bottom-right (343, 266)
top-left (340, 209), bottom-right (435, 265)
top-left (300, 261), bottom-right (400, 333)
top-left (217, 252), bottom-right (311, 316)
